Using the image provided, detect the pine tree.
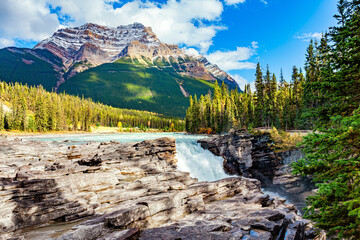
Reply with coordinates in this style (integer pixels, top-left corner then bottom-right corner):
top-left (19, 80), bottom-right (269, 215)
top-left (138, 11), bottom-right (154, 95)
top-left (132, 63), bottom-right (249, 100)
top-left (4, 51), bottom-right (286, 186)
top-left (279, 68), bottom-right (285, 89)
top-left (292, 107), bottom-right (360, 238)
top-left (264, 65), bottom-right (272, 127)
top-left (254, 63), bottom-right (265, 127)
top-left (0, 103), bottom-right (4, 131)
top-left (293, 1), bottom-right (360, 238)
top-left (326, 0), bottom-right (360, 117)
top-left (289, 66), bottom-right (299, 129)
top-left (35, 95), bottom-right (48, 132)
top-left (270, 73), bottom-right (278, 127)
top-left (19, 95), bottom-right (27, 131)
top-left (84, 103), bottom-right (92, 132)
top-left (302, 39), bottom-right (320, 128)
top-left (204, 93), bottom-right (212, 130)
top-left (277, 69), bottom-right (288, 129)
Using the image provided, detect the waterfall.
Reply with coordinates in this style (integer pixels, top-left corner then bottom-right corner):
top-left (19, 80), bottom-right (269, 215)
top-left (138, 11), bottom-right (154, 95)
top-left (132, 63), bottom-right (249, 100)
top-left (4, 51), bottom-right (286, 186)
top-left (27, 132), bottom-right (232, 182)
top-left (175, 139), bottom-right (231, 182)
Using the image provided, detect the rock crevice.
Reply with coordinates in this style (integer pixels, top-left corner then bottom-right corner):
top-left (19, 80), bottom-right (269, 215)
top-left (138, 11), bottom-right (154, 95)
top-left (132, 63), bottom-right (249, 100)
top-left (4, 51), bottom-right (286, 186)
top-left (198, 130), bottom-right (314, 204)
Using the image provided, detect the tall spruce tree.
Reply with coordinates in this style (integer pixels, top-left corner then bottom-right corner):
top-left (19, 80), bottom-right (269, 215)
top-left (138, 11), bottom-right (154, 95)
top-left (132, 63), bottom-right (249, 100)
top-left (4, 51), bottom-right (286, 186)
top-left (302, 39), bottom-right (320, 128)
top-left (264, 65), bottom-right (272, 127)
top-left (19, 95), bottom-right (27, 131)
top-left (255, 63), bottom-right (265, 127)
top-left (0, 103), bottom-right (4, 131)
top-left (270, 73), bottom-right (278, 127)
top-left (35, 95), bottom-right (47, 132)
top-left (326, 0), bottom-right (360, 118)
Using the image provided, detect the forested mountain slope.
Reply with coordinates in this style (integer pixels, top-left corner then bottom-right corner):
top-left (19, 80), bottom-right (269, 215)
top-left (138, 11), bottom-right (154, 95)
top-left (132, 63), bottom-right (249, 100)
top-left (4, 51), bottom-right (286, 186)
top-left (0, 23), bottom-right (239, 117)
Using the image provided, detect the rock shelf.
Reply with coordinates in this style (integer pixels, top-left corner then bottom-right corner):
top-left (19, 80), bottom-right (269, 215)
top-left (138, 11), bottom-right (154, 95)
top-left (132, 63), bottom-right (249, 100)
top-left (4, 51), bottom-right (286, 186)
top-left (0, 136), bottom-right (316, 239)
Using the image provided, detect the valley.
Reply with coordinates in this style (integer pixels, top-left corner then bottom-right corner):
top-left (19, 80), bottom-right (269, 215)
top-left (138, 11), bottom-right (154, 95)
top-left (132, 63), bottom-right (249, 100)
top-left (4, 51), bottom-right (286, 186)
top-left (0, 0), bottom-right (359, 239)
top-left (0, 23), bottom-right (239, 117)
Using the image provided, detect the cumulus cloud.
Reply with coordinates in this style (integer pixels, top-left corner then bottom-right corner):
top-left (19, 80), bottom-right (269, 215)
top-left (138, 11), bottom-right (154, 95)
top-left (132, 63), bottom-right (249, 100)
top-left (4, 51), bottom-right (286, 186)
top-left (224, 0), bottom-right (246, 5)
top-left (232, 74), bottom-right (255, 92)
top-left (183, 47), bottom-right (200, 57)
top-left (0, 0), bottom-right (259, 59)
top-left (0, 0), bottom-right (226, 52)
top-left (205, 45), bottom-right (257, 71)
top-left (0, 0), bottom-right (59, 43)
top-left (0, 38), bottom-right (15, 48)
top-left (295, 32), bottom-right (323, 41)
top-left (49, 0), bottom-right (226, 52)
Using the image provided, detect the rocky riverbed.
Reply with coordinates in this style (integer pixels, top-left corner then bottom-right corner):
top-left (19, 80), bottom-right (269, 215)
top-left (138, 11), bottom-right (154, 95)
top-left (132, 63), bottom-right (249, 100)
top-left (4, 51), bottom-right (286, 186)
top-left (0, 136), bottom-right (319, 239)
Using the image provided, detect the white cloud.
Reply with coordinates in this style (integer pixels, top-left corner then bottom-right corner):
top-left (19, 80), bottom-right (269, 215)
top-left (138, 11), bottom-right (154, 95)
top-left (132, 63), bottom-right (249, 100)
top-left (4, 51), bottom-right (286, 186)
top-left (295, 32), bottom-right (323, 41)
top-left (183, 47), bottom-right (200, 57)
top-left (0, 0), bottom-right (226, 52)
top-left (224, 0), bottom-right (246, 5)
top-left (0, 38), bottom-right (15, 48)
top-left (49, 0), bottom-right (225, 53)
top-left (0, 0), bottom-right (260, 60)
top-left (232, 74), bottom-right (255, 92)
top-left (0, 0), bottom-right (60, 44)
top-left (251, 41), bottom-right (258, 49)
top-left (225, 0), bottom-right (267, 5)
top-left (205, 45), bottom-right (257, 71)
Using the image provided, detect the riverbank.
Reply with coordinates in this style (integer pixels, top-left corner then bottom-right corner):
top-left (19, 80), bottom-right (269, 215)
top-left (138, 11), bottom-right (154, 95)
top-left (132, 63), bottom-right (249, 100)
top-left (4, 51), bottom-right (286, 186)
top-left (0, 127), bottom-right (185, 137)
top-left (0, 136), bottom-right (317, 239)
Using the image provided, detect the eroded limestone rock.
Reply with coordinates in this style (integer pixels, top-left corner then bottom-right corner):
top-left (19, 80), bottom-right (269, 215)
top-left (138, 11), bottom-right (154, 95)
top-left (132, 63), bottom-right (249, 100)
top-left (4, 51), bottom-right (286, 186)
top-left (0, 136), bottom-right (314, 240)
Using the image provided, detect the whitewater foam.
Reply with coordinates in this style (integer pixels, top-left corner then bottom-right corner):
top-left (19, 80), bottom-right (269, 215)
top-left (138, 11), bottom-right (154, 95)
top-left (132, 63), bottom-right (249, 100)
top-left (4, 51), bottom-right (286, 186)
top-left (26, 133), bottom-right (231, 182)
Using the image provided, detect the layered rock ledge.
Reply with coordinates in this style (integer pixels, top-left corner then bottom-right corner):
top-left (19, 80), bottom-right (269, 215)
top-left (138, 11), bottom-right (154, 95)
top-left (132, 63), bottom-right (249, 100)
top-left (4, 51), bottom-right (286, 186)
top-left (1, 137), bottom-right (315, 239)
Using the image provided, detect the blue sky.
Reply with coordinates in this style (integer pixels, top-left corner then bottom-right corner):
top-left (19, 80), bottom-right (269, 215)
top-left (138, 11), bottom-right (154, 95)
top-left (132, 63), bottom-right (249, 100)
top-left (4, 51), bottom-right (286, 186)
top-left (217, 0), bottom-right (338, 87)
top-left (0, 0), bottom-right (339, 90)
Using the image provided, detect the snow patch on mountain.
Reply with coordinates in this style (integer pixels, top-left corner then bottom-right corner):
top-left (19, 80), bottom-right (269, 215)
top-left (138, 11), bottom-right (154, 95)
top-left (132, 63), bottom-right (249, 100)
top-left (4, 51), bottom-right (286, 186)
top-left (33, 22), bottom-right (239, 90)
top-left (35, 23), bottom-right (161, 59)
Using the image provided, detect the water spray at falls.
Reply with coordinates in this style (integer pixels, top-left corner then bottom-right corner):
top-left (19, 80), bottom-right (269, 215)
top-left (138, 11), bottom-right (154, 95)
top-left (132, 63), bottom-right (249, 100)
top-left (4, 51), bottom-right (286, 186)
top-left (175, 140), bottom-right (230, 182)
top-left (27, 132), bottom-right (231, 182)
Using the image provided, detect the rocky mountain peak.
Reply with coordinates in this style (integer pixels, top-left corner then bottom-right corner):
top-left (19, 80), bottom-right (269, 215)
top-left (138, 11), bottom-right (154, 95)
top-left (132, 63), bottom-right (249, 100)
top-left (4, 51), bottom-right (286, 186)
top-left (33, 22), bottom-right (238, 91)
top-left (34, 22), bottom-right (162, 66)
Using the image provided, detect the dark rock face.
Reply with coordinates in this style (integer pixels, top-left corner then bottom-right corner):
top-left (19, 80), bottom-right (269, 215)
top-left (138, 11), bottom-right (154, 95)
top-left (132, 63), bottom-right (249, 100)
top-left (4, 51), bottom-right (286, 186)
top-left (198, 130), bottom-right (314, 206)
top-left (276, 149), bottom-right (305, 165)
top-left (198, 130), bottom-right (278, 176)
top-left (0, 136), bottom-right (314, 240)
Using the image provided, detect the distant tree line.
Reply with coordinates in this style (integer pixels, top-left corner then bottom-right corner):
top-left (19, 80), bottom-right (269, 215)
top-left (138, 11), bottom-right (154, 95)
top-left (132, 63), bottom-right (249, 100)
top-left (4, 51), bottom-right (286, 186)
top-left (185, 31), bottom-right (345, 134)
top-left (0, 81), bottom-right (184, 132)
top-left (185, 61), bottom-right (309, 133)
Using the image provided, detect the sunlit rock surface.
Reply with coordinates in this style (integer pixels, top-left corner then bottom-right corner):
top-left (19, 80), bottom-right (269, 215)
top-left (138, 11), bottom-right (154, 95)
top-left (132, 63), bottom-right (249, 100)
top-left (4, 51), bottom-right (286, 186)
top-left (0, 136), bottom-right (314, 239)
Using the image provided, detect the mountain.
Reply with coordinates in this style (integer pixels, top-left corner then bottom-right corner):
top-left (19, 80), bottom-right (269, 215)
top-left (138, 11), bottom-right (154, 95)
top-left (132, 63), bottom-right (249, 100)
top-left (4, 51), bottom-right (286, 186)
top-left (0, 23), bottom-right (239, 117)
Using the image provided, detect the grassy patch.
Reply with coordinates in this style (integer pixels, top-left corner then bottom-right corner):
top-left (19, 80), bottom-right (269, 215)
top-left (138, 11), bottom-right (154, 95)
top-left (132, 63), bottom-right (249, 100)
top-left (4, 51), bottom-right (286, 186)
top-left (269, 127), bottom-right (303, 150)
top-left (58, 61), bottom-right (215, 117)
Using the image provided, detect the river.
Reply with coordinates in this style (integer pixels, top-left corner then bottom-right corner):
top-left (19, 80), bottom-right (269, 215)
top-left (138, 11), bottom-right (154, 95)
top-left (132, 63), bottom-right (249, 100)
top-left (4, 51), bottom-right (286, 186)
top-left (15, 132), bottom-right (309, 239)
top-left (26, 132), bottom-right (231, 182)
top-left (27, 132), bottom-right (305, 209)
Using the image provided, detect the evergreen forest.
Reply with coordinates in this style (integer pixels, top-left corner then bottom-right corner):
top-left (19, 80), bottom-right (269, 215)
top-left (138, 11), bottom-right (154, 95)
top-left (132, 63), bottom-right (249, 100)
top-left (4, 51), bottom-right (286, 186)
top-left (186, 0), bottom-right (360, 238)
top-left (0, 81), bottom-right (184, 132)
